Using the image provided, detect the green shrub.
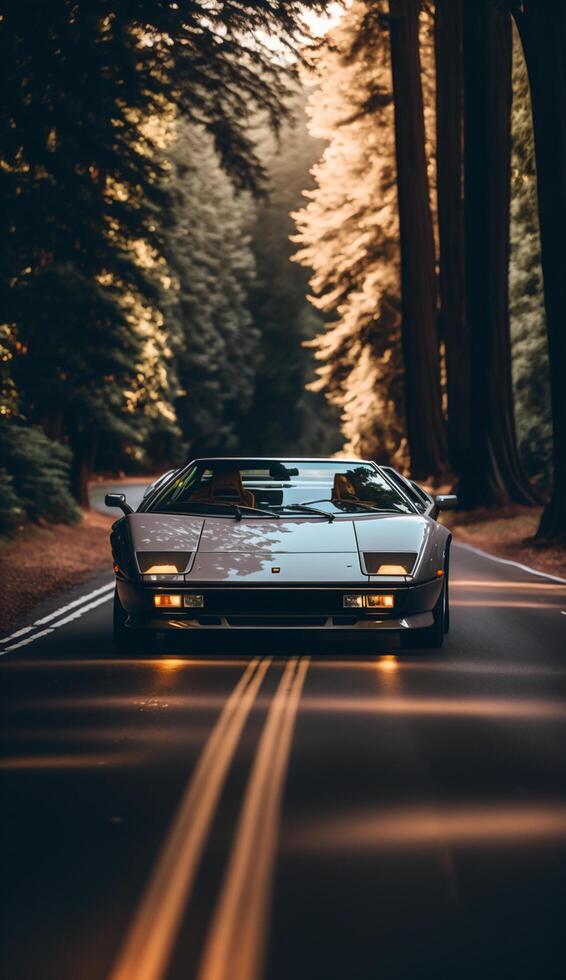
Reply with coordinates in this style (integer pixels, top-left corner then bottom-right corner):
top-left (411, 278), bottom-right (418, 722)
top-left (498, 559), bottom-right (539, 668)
top-left (0, 421), bottom-right (80, 531)
top-left (0, 467), bottom-right (24, 532)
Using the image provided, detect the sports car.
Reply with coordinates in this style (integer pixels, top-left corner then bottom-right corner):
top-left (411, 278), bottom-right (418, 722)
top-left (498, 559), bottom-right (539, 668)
top-left (106, 458), bottom-right (457, 650)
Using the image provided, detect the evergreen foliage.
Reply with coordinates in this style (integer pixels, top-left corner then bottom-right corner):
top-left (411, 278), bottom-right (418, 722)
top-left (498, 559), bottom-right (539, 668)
top-left (0, 420), bottom-right (80, 531)
top-left (509, 27), bottom-right (552, 492)
top-left (164, 121), bottom-right (259, 454)
top-left (292, 2), bottom-right (407, 466)
top-left (0, 468), bottom-right (24, 533)
top-left (241, 94), bottom-right (341, 456)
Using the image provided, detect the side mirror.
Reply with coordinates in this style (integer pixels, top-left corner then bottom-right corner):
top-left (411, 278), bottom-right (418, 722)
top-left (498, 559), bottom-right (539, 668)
top-left (105, 492), bottom-right (134, 516)
top-left (435, 494), bottom-right (458, 512)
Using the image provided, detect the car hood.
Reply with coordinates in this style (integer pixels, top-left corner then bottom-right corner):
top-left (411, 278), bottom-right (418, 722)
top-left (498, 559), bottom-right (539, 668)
top-left (129, 512), bottom-right (428, 553)
top-left (127, 512), bottom-right (433, 583)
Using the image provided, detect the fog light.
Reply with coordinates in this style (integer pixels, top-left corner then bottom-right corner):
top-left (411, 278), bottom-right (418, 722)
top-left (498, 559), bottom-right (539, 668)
top-left (366, 594), bottom-right (395, 609)
top-left (184, 594), bottom-right (205, 608)
top-left (343, 594), bottom-right (364, 608)
top-left (376, 564), bottom-right (407, 575)
top-left (153, 594), bottom-right (182, 608)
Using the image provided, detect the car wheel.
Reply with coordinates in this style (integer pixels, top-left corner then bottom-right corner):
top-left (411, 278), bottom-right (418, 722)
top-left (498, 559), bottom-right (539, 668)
top-left (443, 548), bottom-right (451, 634)
top-left (113, 588), bottom-right (136, 653)
top-left (401, 576), bottom-right (447, 650)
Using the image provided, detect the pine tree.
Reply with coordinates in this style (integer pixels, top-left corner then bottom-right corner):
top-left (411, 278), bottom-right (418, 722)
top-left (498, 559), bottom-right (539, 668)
top-left (512, 0), bottom-right (566, 540)
top-left (509, 24), bottom-right (552, 493)
top-left (1, 1), bottom-right (332, 503)
top-left (389, 0), bottom-right (447, 480)
top-left (164, 122), bottom-right (259, 454)
top-left (0, 2), bottom-right (177, 504)
top-left (459, 0), bottom-right (537, 508)
top-left (435, 0), bottom-right (468, 473)
top-left (241, 92), bottom-right (340, 456)
top-left (292, 2), bottom-right (407, 466)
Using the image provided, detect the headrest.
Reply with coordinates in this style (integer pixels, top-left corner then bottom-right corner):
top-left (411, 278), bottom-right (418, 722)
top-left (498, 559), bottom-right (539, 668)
top-left (332, 473), bottom-right (358, 500)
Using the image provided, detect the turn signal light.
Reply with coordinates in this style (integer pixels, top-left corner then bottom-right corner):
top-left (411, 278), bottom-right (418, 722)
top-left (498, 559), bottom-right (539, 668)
top-left (376, 564), bottom-right (407, 575)
top-left (343, 594), bottom-right (395, 609)
top-left (366, 594), bottom-right (395, 609)
top-left (153, 594), bottom-right (182, 609)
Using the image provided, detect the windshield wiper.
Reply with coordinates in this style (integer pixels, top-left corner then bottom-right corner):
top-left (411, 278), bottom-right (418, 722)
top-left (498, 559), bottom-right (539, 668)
top-left (299, 497), bottom-right (394, 516)
top-left (158, 502), bottom-right (280, 520)
top-left (281, 504), bottom-right (335, 523)
top-left (201, 503), bottom-right (281, 520)
top-left (233, 504), bottom-right (280, 520)
top-left (333, 501), bottom-right (399, 514)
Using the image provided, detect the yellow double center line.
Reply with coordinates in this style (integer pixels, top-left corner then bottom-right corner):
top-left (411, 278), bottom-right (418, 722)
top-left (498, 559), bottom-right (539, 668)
top-left (110, 657), bottom-right (270, 980)
top-left (197, 657), bottom-right (309, 980)
top-left (110, 655), bottom-right (308, 980)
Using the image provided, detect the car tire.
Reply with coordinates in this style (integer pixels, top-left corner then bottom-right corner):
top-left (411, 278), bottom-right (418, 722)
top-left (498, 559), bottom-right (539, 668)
top-left (113, 588), bottom-right (136, 653)
top-left (401, 574), bottom-right (448, 650)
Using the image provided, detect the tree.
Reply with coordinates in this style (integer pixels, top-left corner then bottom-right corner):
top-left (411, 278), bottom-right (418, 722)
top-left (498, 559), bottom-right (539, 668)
top-left (435, 0), bottom-right (469, 473)
top-left (509, 23), bottom-right (552, 494)
top-left (164, 122), bottom-right (259, 455)
top-left (389, 0), bottom-right (447, 480)
top-left (292, 2), bottom-right (407, 466)
top-left (0, 1), bottom-right (333, 505)
top-left (0, 419), bottom-right (80, 530)
top-left (458, 0), bottom-right (536, 508)
top-left (0, 2), bottom-right (178, 505)
top-left (242, 92), bottom-right (340, 456)
top-left (512, 1), bottom-right (566, 539)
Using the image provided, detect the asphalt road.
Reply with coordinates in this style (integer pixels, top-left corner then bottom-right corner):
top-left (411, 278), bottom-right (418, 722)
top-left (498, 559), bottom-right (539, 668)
top-left (1, 501), bottom-right (565, 980)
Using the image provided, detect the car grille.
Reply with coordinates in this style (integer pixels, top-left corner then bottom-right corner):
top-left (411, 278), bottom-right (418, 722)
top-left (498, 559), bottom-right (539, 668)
top-left (178, 588), bottom-right (406, 617)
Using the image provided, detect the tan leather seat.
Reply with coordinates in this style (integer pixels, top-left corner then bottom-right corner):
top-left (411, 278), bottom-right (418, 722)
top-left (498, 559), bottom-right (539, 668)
top-left (332, 473), bottom-right (358, 501)
top-left (190, 469), bottom-right (255, 508)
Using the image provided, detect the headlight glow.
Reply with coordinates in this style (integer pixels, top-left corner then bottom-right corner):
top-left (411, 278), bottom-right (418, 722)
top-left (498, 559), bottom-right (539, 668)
top-left (343, 594), bottom-right (395, 609)
top-left (137, 551), bottom-right (191, 574)
top-left (153, 594), bottom-right (182, 608)
top-left (364, 552), bottom-right (417, 575)
top-left (145, 564), bottom-right (179, 574)
top-left (366, 594), bottom-right (395, 608)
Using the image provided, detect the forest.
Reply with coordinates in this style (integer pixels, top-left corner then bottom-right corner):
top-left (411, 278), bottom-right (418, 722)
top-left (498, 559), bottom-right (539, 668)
top-left (1, 0), bottom-right (564, 542)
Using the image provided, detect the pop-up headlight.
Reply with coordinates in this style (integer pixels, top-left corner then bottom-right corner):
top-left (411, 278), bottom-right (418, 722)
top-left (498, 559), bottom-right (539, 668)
top-left (137, 552), bottom-right (191, 581)
top-left (364, 552), bottom-right (417, 575)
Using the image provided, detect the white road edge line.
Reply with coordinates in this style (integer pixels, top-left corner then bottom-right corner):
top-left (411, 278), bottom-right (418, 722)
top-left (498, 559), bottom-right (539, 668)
top-left (1, 591), bottom-right (114, 654)
top-left (454, 541), bottom-right (566, 584)
top-left (0, 580), bottom-right (115, 646)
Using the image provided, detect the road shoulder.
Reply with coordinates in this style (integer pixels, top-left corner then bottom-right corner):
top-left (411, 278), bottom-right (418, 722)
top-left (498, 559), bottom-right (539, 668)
top-left (0, 509), bottom-right (113, 633)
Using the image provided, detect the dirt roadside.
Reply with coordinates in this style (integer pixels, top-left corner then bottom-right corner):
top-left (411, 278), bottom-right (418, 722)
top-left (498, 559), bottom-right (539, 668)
top-left (0, 509), bottom-right (114, 632)
top-left (442, 505), bottom-right (565, 579)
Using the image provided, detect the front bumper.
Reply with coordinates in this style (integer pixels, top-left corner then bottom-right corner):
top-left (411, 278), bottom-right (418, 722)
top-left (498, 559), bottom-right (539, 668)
top-left (116, 578), bottom-right (442, 632)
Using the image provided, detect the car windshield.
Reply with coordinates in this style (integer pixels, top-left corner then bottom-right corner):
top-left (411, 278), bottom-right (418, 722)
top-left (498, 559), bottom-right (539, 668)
top-left (145, 459), bottom-right (415, 517)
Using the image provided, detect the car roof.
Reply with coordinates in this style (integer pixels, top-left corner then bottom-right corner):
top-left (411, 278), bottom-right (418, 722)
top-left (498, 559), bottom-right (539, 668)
top-left (187, 457), bottom-right (374, 466)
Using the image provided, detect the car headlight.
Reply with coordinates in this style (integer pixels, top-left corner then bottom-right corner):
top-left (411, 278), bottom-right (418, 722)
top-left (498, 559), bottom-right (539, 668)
top-left (343, 594), bottom-right (395, 609)
top-left (137, 551), bottom-right (191, 580)
top-left (363, 552), bottom-right (417, 575)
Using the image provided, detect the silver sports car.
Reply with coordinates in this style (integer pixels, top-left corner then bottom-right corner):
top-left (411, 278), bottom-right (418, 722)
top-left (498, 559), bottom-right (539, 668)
top-left (106, 458), bottom-right (457, 650)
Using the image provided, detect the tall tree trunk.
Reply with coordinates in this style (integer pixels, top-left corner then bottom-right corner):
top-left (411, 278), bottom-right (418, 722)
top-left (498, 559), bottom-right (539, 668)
top-left (69, 432), bottom-right (95, 509)
top-left (388, 0), bottom-right (447, 480)
top-left (435, 0), bottom-right (468, 474)
top-left (459, 0), bottom-right (537, 508)
top-left (514, 1), bottom-right (566, 540)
